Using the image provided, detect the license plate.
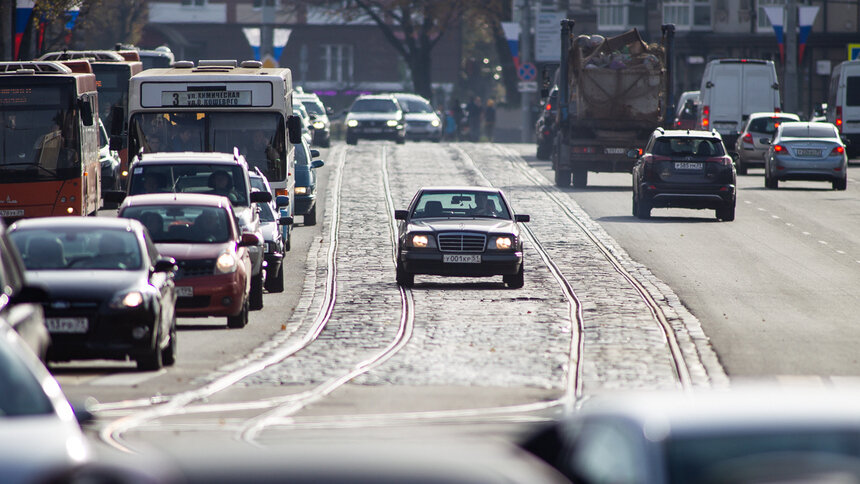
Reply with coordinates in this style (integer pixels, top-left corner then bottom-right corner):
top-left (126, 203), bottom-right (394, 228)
top-left (796, 148), bottom-right (821, 157)
top-left (46, 317), bottom-right (88, 333)
top-left (674, 162), bottom-right (703, 170)
top-left (176, 286), bottom-right (194, 297)
top-left (0, 209), bottom-right (24, 217)
top-left (604, 147), bottom-right (626, 154)
top-left (443, 254), bottom-right (481, 263)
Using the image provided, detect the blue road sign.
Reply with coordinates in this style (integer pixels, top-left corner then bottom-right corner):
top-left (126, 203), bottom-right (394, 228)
top-left (518, 63), bottom-right (537, 81)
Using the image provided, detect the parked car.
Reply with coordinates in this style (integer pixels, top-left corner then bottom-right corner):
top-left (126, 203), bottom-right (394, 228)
top-left (122, 151), bottom-right (271, 311)
top-left (763, 121), bottom-right (848, 190)
top-left (673, 90), bottom-right (700, 129)
top-left (98, 119), bottom-right (121, 192)
top-left (535, 84), bottom-right (558, 160)
top-left (0, 316), bottom-right (92, 483)
top-left (393, 92), bottom-right (442, 142)
top-left (119, 193), bottom-right (257, 329)
top-left (7, 217), bottom-right (178, 370)
top-left (827, 60), bottom-right (860, 156)
top-left (630, 128), bottom-right (736, 221)
top-left (345, 94), bottom-right (406, 145)
top-left (295, 90), bottom-right (332, 148)
top-left (525, 389), bottom-right (860, 484)
top-left (734, 112), bottom-right (800, 174)
top-left (292, 139), bottom-right (325, 226)
top-left (698, 59), bottom-right (781, 150)
top-left (249, 168), bottom-right (289, 293)
top-left (394, 187), bottom-right (529, 288)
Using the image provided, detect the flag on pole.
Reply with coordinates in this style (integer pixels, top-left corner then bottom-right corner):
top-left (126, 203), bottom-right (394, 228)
top-left (764, 6), bottom-right (785, 63)
top-left (242, 28), bottom-right (261, 61)
top-left (501, 22), bottom-right (520, 70)
top-left (798, 6), bottom-right (819, 63)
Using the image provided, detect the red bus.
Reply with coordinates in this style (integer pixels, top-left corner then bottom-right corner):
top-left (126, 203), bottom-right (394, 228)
top-left (0, 61), bottom-right (101, 221)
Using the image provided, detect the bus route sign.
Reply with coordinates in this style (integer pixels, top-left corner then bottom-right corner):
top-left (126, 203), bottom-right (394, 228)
top-left (162, 90), bottom-right (252, 107)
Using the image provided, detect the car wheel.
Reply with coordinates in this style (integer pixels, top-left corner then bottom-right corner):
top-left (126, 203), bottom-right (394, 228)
top-left (716, 203), bottom-right (736, 222)
top-left (396, 262), bottom-right (414, 287)
top-left (162, 315), bottom-right (177, 367)
top-left (736, 159), bottom-right (748, 175)
top-left (765, 173), bottom-right (778, 189)
top-left (250, 272), bottom-right (264, 310)
top-left (572, 167), bottom-right (588, 188)
top-left (227, 297), bottom-right (249, 329)
top-left (346, 134), bottom-right (358, 145)
top-left (503, 265), bottom-right (525, 289)
top-left (322, 137), bottom-right (331, 148)
top-left (136, 332), bottom-right (163, 371)
top-left (396, 134), bottom-right (406, 145)
top-left (265, 262), bottom-right (285, 293)
top-left (554, 169), bottom-right (571, 187)
top-left (631, 192), bottom-right (639, 217)
top-left (634, 196), bottom-right (651, 219)
top-left (284, 225), bottom-right (291, 251)
top-left (304, 204), bottom-right (317, 226)
top-left (833, 177), bottom-right (847, 190)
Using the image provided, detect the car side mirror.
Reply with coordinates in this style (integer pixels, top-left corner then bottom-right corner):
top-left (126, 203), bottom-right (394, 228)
top-left (310, 149), bottom-right (320, 158)
top-left (311, 160), bottom-right (324, 169)
top-left (842, 137), bottom-right (851, 146)
top-left (394, 210), bottom-right (408, 220)
top-left (110, 105), bottom-right (125, 135)
top-left (153, 257), bottom-right (177, 273)
top-left (103, 190), bottom-right (127, 204)
top-left (326, 106), bottom-right (334, 115)
top-left (276, 195), bottom-right (290, 207)
top-left (515, 214), bottom-right (530, 223)
top-left (250, 191), bottom-right (272, 204)
top-left (9, 285), bottom-right (49, 305)
top-left (109, 135), bottom-right (123, 152)
top-left (626, 148), bottom-right (642, 159)
top-left (279, 216), bottom-right (293, 226)
top-left (239, 233), bottom-right (260, 247)
top-left (760, 138), bottom-right (771, 145)
top-left (287, 115), bottom-right (303, 144)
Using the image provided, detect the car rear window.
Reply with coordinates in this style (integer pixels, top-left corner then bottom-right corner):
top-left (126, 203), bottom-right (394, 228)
top-left (781, 125), bottom-right (838, 138)
top-left (847, 77), bottom-right (860, 106)
top-left (122, 205), bottom-right (232, 244)
top-left (129, 163), bottom-right (249, 206)
top-left (748, 117), bottom-right (796, 134)
top-left (652, 138), bottom-right (725, 157)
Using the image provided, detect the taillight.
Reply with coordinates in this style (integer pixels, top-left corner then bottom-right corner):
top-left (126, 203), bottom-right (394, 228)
top-left (774, 107), bottom-right (781, 113)
top-left (831, 146), bottom-right (845, 155)
top-left (773, 144), bottom-right (786, 153)
top-left (675, 119), bottom-right (681, 127)
top-left (706, 156), bottom-right (732, 167)
top-left (836, 106), bottom-right (843, 133)
top-left (701, 105), bottom-right (710, 128)
top-left (742, 133), bottom-right (753, 145)
top-left (545, 103), bottom-right (552, 111)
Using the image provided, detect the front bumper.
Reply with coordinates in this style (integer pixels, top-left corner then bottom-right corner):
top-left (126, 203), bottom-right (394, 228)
top-left (400, 250), bottom-right (523, 277)
top-left (347, 126), bottom-right (403, 140)
top-left (45, 307), bottom-right (159, 362)
top-left (294, 193), bottom-right (315, 215)
top-left (639, 182), bottom-right (736, 210)
top-left (405, 124), bottom-right (442, 140)
top-left (174, 272), bottom-right (246, 317)
top-left (312, 128), bottom-right (330, 145)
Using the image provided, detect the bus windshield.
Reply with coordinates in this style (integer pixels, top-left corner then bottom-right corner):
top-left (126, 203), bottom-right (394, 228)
top-left (130, 112), bottom-right (287, 183)
top-left (93, 65), bottom-right (130, 133)
top-left (0, 108), bottom-right (80, 181)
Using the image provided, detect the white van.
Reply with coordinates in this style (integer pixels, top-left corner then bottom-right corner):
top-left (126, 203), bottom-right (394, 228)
top-left (827, 60), bottom-right (860, 155)
top-left (698, 59), bottom-right (781, 151)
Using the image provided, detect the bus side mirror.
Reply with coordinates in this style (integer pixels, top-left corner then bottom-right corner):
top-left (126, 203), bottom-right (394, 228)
top-left (110, 105), bottom-right (125, 135)
top-left (79, 99), bottom-right (94, 126)
top-left (287, 115), bottom-right (302, 144)
top-left (109, 135), bottom-right (123, 152)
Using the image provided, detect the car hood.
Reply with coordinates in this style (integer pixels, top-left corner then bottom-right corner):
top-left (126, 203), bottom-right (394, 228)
top-left (295, 166), bottom-right (313, 186)
top-left (157, 242), bottom-right (231, 260)
top-left (347, 113), bottom-right (401, 122)
top-left (0, 416), bottom-right (90, 482)
top-left (407, 218), bottom-right (518, 234)
top-left (405, 112), bottom-right (439, 122)
top-left (26, 270), bottom-right (144, 299)
top-left (259, 221), bottom-right (279, 244)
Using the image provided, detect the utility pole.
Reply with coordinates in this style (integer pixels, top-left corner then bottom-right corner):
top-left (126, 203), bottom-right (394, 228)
top-left (261, 0), bottom-right (275, 64)
top-left (784, 0), bottom-right (798, 113)
top-left (520, 0), bottom-right (532, 142)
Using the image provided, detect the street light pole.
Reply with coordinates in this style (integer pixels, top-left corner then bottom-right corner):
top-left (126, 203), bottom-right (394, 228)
top-left (785, 0), bottom-right (798, 113)
top-left (521, 0), bottom-right (532, 142)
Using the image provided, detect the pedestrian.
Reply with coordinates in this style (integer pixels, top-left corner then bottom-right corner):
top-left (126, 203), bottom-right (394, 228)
top-left (466, 96), bottom-right (482, 142)
top-left (484, 99), bottom-right (496, 141)
top-left (451, 98), bottom-right (464, 141)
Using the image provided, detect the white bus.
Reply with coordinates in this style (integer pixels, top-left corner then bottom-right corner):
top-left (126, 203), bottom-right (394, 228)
top-left (117, 59), bottom-right (302, 205)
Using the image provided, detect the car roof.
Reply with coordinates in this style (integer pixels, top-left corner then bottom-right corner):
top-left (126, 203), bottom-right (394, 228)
top-left (748, 112), bottom-right (800, 120)
top-left (418, 186), bottom-right (504, 194)
top-left (119, 193), bottom-right (233, 209)
top-left (655, 129), bottom-right (721, 139)
top-left (135, 152), bottom-right (246, 166)
top-left (392, 93), bottom-right (430, 101)
top-left (9, 216), bottom-right (140, 232)
top-left (355, 94), bottom-right (397, 101)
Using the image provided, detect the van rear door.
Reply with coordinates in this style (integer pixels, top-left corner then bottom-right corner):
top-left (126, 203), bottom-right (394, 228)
top-left (841, 69), bottom-right (860, 135)
top-left (742, 64), bottom-right (778, 118)
top-left (710, 63), bottom-right (743, 136)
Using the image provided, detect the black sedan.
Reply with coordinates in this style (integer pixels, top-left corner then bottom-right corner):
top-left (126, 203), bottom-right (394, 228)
top-left (394, 187), bottom-right (529, 288)
top-left (7, 217), bottom-right (178, 371)
top-left (293, 139), bottom-right (325, 226)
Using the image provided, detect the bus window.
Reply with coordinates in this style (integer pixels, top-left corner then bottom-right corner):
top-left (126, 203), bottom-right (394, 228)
top-left (0, 109), bottom-right (78, 178)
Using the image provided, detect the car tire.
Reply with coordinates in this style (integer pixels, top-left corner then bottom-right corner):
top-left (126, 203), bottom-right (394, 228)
top-left (346, 134), bottom-right (358, 145)
top-left (265, 263), bottom-right (284, 293)
top-left (833, 177), bottom-right (847, 190)
top-left (504, 265), bottom-right (525, 289)
top-left (536, 141), bottom-right (551, 160)
top-left (736, 159), bottom-right (748, 175)
top-left (634, 195), bottom-right (651, 219)
top-left (554, 169), bottom-right (571, 187)
top-left (227, 297), bottom-right (249, 329)
top-left (304, 204), bottom-right (317, 226)
top-left (765, 174), bottom-right (778, 189)
top-left (396, 262), bottom-right (414, 287)
top-left (396, 134), bottom-right (406, 145)
top-left (137, 333), bottom-right (163, 371)
top-left (162, 316), bottom-right (177, 367)
top-left (572, 168), bottom-right (588, 188)
top-left (322, 137), bottom-right (331, 148)
top-left (716, 203), bottom-right (736, 222)
top-left (250, 273), bottom-right (264, 310)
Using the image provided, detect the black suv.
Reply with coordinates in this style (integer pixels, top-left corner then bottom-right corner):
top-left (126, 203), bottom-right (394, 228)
top-left (630, 128), bottom-right (736, 221)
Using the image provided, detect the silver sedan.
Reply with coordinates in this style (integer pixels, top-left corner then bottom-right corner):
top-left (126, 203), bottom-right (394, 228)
top-left (764, 121), bottom-right (848, 190)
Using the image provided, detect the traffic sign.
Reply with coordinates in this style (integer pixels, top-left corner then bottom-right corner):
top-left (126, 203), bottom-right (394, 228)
top-left (517, 81), bottom-right (538, 93)
top-left (849, 43), bottom-right (860, 60)
top-left (518, 63), bottom-right (537, 81)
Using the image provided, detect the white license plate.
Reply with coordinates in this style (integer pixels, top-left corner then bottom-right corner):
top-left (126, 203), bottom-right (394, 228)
top-left (176, 286), bottom-right (194, 297)
top-left (443, 254), bottom-right (481, 264)
top-left (674, 162), bottom-right (703, 170)
top-left (0, 209), bottom-right (24, 217)
top-left (604, 147), bottom-right (626, 155)
top-left (796, 148), bottom-right (821, 157)
top-left (46, 317), bottom-right (88, 333)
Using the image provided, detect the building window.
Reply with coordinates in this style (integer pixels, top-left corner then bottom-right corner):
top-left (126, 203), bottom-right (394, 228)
top-left (322, 44), bottom-right (353, 83)
top-left (596, 0), bottom-right (645, 30)
top-left (181, 0), bottom-right (206, 6)
top-left (757, 0), bottom-right (786, 31)
top-left (663, 0), bottom-right (711, 30)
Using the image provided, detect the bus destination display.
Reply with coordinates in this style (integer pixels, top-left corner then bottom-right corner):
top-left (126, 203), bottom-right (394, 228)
top-left (0, 87), bottom-right (62, 106)
top-left (162, 90), bottom-right (252, 107)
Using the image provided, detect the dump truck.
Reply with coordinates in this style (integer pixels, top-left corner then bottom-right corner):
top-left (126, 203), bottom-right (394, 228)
top-left (552, 20), bottom-right (675, 187)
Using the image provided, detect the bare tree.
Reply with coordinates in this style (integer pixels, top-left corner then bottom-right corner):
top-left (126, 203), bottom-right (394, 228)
top-left (73, 0), bottom-right (148, 49)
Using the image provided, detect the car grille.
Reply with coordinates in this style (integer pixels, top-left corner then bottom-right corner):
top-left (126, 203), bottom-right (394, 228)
top-left (177, 296), bottom-right (211, 309)
top-left (409, 120), bottom-right (430, 127)
top-left (437, 233), bottom-right (486, 253)
top-left (175, 258), bottom-right (215, 279)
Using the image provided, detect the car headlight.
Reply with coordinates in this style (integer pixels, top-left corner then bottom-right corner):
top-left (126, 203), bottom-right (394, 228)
top-left (347, 119), bottom-right (358, 127)
top-left (294, 186), bottom-right (308, 195)
top-left (313, 121), bottom-right (325, 129)
top-left (431, 119), bottom-right (440, 127)
top-left (215, 252), bottom-right (238, 274)
top-left (493, 236), bottom-right (514, 250)
top-left (110, 291), bottom-right (144, 309)
top-left (408, 234), bottom-right (435, 248)
top-left (386, 119), bottom-right (399, 127)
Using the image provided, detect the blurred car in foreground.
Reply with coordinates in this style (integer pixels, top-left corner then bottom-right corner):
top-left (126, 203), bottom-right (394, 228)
top-left (0, 317), bottom-right (91, 484)
top-left (393, 92), bottom-right (442, 142)
top-left (524, 389), bottom-right (860, 484)
top-left (345, 94), bottom-right (406, 145)
top-left (119, 194), bottom-right (257, 329)
top-left (734, 112), bottom-right (800, 174)
top-left (293, 139), bottom-right (325, 226)
top-left (764, 121), bottom-right (848, 190)
top-left (630, 128), bottom-right (736, 221)
top-left (7, 217), bottom-right (178, 370)
top-left (394, 187), bottom-right (529, 288)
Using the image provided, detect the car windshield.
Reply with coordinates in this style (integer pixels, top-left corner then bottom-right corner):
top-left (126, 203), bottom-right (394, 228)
top-left (781, 124), bottom-right (838, 139)
top-left (121, 205), bottom-right (232, 244)
top-left (652, 137), bottom-right (725, 156)
top-left (9, 226), bottom-right (142, 270)
top-left (301, 101), bottom-right (325, 116)
top-left (0, 336), bottom-right (54, 417)
top-left (400, 98), bottom-right (434, 113)
top-left (257, 201), bottom-right (275, 223)
top-left (748, 117), bottom-right (797, 134)
top-left (351, 99), bottom-right (398, 113)
top-left (412, 191), bottom-right (511, 219)
top-left (128, 163), bottom-right (249, 206)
